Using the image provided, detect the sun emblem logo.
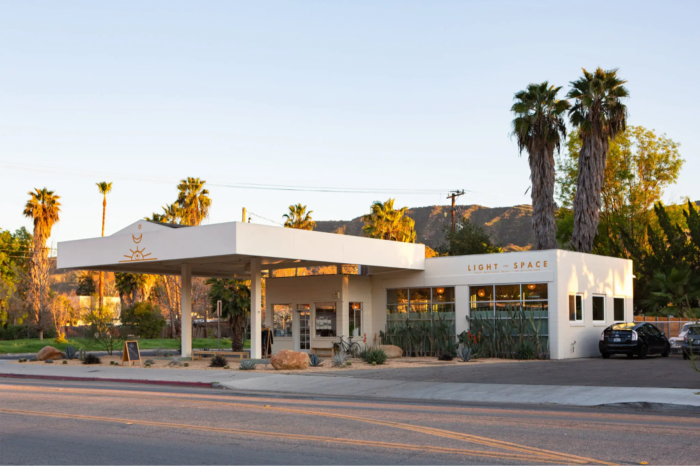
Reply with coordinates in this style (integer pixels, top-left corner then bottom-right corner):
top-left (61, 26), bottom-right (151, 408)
top-left (119, 229), bottom-right (157, 263)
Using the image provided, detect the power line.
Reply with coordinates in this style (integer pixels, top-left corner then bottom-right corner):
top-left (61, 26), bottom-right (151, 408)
top-left (248, 212), bottom-right (285, 227)
top-left (0, 161), bottom-right (468, 196)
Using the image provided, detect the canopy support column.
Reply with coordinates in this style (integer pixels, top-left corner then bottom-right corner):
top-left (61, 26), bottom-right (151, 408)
top-left (180, 263), bottom-right (192, 358)
top-left (250, 258), bottom-right (262, 359)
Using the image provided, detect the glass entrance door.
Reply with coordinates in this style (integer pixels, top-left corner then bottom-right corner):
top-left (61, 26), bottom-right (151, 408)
top-left (298, 310), bottom-right (310, 351)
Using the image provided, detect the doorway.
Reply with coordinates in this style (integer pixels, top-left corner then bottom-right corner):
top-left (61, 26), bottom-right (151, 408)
top-left (297, 304), bottom-right (310, 351)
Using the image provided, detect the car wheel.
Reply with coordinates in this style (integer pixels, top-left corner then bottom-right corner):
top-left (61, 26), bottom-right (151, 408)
top-left (638, 344), bottom-right (648, 359)
top-left (683, 350), bottom-right (689, 360)
top-left (661, 344), bottom-right (670, 357)
top-left (602, 352), bottom-right (611, 359)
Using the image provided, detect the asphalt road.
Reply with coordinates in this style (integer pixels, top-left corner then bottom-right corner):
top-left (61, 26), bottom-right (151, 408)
top-left (313, 354), bottom-right (700, 389)
top-left (0, 379), bottom-right (698, 465)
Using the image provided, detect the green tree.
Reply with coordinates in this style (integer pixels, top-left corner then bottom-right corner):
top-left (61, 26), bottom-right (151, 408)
top-left (206, 278), bottom-right (250, 351)
top-left (120, 301), bottom-right (166, 339)
top-left (439, 218), bottom-right (502, 256)
top-left (76, 272), bottom-right (96, 296)
top-left (567, 68), bottom-right (629, 253)
top-left (511, 82), bottom-right (570, 250)
top-left (283, 204), bottom-right (316, 230)
top-left (23, 188), bottom-right (61, 339)
top-left (362, 199), bottom-right (416, 243)
top-left (556, 126), bottom-right (683, 251)
top-left (176, 177), bottom-right (211, 226)
top-left (0, 227), bottom-right (32, 324)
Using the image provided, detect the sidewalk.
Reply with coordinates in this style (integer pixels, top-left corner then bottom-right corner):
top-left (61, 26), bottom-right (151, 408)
top-left (1, 360), bottom-right (698, 408)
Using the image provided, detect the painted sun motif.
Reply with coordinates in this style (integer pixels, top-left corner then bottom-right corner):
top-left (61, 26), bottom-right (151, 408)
top-left (119, 246), bottom-right (157, 263)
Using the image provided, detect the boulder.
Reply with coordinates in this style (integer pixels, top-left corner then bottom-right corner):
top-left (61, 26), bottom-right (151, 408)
top-left (380, 345), bottom-right (403, 359)
top-left (270, 350), bottom-right (309, 370)
top-left (36, 346), bottom-right (63, 361)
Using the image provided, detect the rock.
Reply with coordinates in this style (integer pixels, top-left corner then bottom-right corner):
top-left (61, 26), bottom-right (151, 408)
top-left (36, 346), bottom-right (63, 361)
top-left (379, 345), bottom-right (403, 359)
top-left (270, 350), bottom-right (309, 370)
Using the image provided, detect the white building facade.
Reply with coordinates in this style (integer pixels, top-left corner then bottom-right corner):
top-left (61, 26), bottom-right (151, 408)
top-left (266, 250), bottom-right (633, 359)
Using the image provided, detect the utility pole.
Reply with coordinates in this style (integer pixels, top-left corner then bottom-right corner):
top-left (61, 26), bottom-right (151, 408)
top-left (447, 190), bottom-right (466, 232)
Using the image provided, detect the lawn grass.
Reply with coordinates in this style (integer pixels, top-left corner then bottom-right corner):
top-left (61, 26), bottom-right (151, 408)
top-left (0, 337), bottom-right (250, 354)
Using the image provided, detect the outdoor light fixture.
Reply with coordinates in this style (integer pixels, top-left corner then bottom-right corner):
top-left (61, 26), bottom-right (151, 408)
top-left (351, 303), bottom-right (361, 310)
top-left (477, 289), bottom-right (486, 298)
top-left (527, 284), bottom-right (537, 291)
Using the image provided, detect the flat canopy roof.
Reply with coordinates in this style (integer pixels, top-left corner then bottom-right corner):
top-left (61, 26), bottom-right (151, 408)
top-left (57, 220), bottom-right (425, 278)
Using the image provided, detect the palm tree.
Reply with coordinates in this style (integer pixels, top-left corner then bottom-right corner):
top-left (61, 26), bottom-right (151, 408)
top-left (567, 68), bottom-right (629, 253)
top-left (362, 199), bottom-right (416, 243)
top-left (23, 188), bottom-right (61, 339)
top-left (206, 278), bottom-right (250, 351)
top-left (146, 203), bottom-right (184, 224)
top-left (283, 204), bottom-right (317, 230)
top-left (96, 181), bottom-right (113, 310)
top-left (176, 177), bottom-right (211, 226)
top-left (511, 82), bottom-right (570, 250)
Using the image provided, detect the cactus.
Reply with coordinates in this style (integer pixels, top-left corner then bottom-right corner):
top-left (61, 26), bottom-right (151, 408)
top-left (459, 346), bottom-right (472, 362)
top-left (239, 360), bottom-right (256, 371)
top-left (331, 353), bottom-right (347, 368)
top-left (78, 347), bottom-right (86, 362)
top-left (309, 354), bottom-right (324, 367)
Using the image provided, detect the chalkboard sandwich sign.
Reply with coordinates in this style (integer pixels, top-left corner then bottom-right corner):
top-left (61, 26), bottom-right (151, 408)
top-left (122, 340), bottom-right (141, 366)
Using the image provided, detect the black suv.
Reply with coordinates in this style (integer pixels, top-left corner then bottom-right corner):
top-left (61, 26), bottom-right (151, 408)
top-left (599, 322), bottom-right (671, 359)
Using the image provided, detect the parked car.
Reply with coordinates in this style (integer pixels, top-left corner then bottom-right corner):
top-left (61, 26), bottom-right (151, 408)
top-left (670, 322), bottom-right (700, 352)
top-left (599, 322), bottom-right (671, 359)
top-left (681, 325), bottom-right (700, 360)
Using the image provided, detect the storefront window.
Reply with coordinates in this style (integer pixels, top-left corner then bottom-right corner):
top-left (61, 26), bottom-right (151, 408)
top-left (386, 287), bottom-right (456, 334)
top-left (272, 304), bottom-right (293, 337)
top-left (315, 303), bottom-right (337, 337)
top-left (495, 284), bottom-right (520, 301)
top-left (350, 303), bottom-right (362, 337)
top-left (469, 284), bottom-right (549, 339)
top-left (470, 286), bottom-right (493, 302)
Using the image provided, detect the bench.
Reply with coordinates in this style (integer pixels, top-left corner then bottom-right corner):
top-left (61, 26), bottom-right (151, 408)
top-left (311, 347), bottom-right (335, 358)
top-left (192, 350), bottom-right (250, 361)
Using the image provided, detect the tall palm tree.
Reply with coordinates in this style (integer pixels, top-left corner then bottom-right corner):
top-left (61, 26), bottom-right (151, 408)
top-left (23, 188), bottom-right (61, 339)
top-left (362, 198), bottom-right (416, 243)
top-left (283, 204), bottom-right (317, 230)
top-left (176, 177), bottom-right (211, 226)
top-left (96, 181), bottom-right (112, 310)
top-left (511, 82), bottom-right (570, 250)
top-left (567, 68), bottom-right (628, 253)
top-left (206, 278), bottom-right (250, 351)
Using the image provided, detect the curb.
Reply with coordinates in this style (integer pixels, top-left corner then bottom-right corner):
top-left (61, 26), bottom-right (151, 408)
top-left (0, 373), bottom-right (212, 389)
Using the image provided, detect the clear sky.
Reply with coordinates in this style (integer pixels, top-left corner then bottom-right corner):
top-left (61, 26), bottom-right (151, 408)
top-left (1, 0), bottom-right (698, 246)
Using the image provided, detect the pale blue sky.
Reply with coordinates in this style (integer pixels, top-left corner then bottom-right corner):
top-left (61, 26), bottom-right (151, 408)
top-left (1, 1), bottom-right (698, 245)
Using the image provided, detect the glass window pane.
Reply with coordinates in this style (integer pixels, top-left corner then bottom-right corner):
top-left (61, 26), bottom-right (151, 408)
top-left (409, 288), bottom-right (431, 303)
top-left (350, 303), bottom-right (362, 337)
top-left (495, 301), bottom-right (521, 318)
top-left (470, 285), bottom-right (494, 302)
top-left (387, 289), bottom-right (408, 305)
top-left (614, 298), bottom-right (625, 321)
top-left (522, 301), bottom-right (548, 319)
top-left (569, 295), bottom-right (576, 321)
top-left (495, 285), bottom-right (520, 301)
top-left (523, 283), bottom-right (548, 300)
top-left (592, 296), bottom-right (605, 321)
top-left (433, 303), bottom-right (455, 320)
top-left (315, 303), bottom-right (337, 337)
top-left (296, 304), bottom-right (309, 310)
top-left (470, 302), bottom-right (494, 319)
top-left (272, 304), bottom-right (293, 337)
top-left (432, 287), bottom-right (455, 303)
top-left (576, 296), bottom-right (583, 321)
top-left (409, 303), bottom-right (431, 320)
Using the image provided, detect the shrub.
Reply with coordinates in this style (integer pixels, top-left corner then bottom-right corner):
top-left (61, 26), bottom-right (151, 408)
top-left (120, 302), bottom-right (166, 339)
top-left (360, 347), bottom-right (387, 365)
top-left (332, 353), bottom-right (347, 368)
top-left (83, 354), bottom-right (102, 365)
top-left (239, 360), bottom-right (256, 371)
top-left (309, 354), bottom-right (324, 367)
top-left (209, 355), bottom-right (227, 367)
top-left (167, 358), bottom-right (183, 367)
top-left (515, 341), bottom-right (537, 360)
top-left (183, 362), bottom-right (189, 367)
top-left (85, 312), bottom-right (123, 355)
top-left (437, 352), bottom-right (454, 361)
top-left (62, 360), bottom-right (68, 364)
top-left (45, 359), bottom-right (54, 364)
top-left (0, 324), bottom-right (25, 340)
top-left (64, 345), bottom-right (77, 360)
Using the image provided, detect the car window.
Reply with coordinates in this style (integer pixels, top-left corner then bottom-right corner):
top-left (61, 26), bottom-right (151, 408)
top-left (637, 325), bottom-right (649, 335)
top-left (688, 327), bottom-right (700, 336)
top-left (648, 325), bottom-right (661, 336)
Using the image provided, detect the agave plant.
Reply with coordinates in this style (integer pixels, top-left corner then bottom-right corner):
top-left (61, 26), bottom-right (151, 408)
top-left (64, 345), bottom-right (77, 360)
top-left (209, 355), bottom-right (228, 368)
top-left (239, 360), bottom-right (256, 370)
top-left (309, 353), bottom-right (324, 367)
top-left (331, 352), bottom-right (347, 368)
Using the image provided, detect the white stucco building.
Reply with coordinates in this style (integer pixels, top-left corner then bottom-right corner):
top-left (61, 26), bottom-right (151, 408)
top-left (58, 220), bottom-right (633, 360)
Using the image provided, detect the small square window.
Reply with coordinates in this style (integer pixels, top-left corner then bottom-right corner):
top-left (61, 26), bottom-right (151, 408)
top-left (592, 296), bottom-right (605, 322)
top-left (613, 298), bottom-right (625, 322)
top-left (569, 294), bottom-right (583, 322)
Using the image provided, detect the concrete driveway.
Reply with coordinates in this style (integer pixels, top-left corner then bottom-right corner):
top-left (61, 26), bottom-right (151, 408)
top-left (315, 354), bottom-right (700, 389)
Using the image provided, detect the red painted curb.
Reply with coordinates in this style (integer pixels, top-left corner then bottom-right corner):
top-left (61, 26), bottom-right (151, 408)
top-left (0, 373), bottom-right (212, 388)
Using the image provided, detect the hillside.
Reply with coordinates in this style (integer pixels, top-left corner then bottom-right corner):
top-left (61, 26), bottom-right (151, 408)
top-left (315, 204), bottom-right (535, 251)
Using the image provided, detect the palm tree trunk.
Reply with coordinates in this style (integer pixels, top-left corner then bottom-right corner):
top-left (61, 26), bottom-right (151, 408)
top-left (572, 134), bottom-right (607, 253)
top-left (529, 145), bottom-right (558, 249)
top-left (99, 197), bottom-right (106, 313)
